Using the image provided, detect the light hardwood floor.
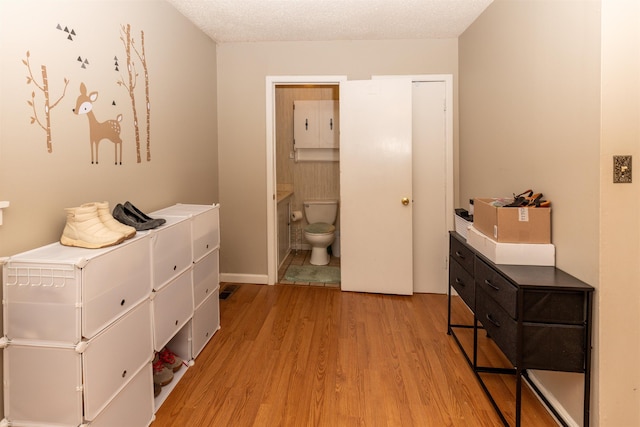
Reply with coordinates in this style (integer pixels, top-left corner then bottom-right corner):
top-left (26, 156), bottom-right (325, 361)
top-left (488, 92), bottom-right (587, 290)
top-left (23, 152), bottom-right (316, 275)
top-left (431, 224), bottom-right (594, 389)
top-left (152, 281), bottom-right (559, 426)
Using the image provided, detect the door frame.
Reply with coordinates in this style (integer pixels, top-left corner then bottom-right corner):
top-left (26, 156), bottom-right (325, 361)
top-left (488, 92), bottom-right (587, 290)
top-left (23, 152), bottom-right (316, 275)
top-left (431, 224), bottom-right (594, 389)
top-left (265, 74), bottom-right (453, 288)
top-left (265, 76), bottom-right (347, 285)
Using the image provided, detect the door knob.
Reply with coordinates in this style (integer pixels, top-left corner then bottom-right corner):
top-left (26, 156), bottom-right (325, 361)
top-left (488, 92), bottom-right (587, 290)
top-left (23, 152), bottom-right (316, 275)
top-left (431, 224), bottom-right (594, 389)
top-left (401, 197), bottom-right (410, 206)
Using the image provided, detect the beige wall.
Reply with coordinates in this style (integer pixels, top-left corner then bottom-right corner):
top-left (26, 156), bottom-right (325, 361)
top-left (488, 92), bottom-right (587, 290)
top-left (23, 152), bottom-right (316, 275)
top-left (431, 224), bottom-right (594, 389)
top-left (599, 0), bottom-right (640, 425)
top-left (459, 0), bottom-right (601, 284)
top-left (461, 0), bottom-right (640, 425)
top-left (217, 39), bottom-right (458, 278)
top-left (0, 0), bottom-right (218, 257)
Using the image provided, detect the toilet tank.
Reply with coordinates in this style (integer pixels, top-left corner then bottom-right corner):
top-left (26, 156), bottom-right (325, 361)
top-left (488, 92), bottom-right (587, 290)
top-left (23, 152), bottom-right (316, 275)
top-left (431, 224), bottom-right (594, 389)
top-left (303, 200), bottom-right (338, 224)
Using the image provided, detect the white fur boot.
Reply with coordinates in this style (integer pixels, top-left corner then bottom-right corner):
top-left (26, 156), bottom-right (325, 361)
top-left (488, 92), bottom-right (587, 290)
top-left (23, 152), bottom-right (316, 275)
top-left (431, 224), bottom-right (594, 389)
top-left (91, 201), bottom-right (136, 240)
top-left (60, 204), bottom-right (125, 249)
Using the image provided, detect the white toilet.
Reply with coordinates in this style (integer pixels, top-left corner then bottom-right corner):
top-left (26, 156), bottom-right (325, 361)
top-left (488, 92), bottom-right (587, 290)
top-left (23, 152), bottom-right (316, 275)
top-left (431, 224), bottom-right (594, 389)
top-left (303, 200), bottom-right (339, 266)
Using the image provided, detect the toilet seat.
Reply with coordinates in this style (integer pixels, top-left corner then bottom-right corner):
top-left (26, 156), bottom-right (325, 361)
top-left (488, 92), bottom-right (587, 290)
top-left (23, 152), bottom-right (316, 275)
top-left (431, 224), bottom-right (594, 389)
top-left (304, 222), bottom-right (335, 235)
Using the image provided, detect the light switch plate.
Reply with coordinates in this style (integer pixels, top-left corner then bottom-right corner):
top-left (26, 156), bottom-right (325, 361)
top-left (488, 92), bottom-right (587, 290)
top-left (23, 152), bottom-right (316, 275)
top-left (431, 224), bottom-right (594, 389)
top-left (613, 155), bottom-right (632, 183)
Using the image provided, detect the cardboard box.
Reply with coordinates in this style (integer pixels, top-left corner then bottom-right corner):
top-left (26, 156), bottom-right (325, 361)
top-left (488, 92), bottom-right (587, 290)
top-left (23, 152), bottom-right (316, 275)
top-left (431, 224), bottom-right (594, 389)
top-left (467, 225), bottom-right (555, 266)
top-left (473, 198), bottom-right (551, 244)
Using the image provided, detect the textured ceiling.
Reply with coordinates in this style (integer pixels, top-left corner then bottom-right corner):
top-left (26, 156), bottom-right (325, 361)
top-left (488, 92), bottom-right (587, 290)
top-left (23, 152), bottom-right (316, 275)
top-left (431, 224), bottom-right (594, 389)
top-left (165, 0), bottom-right (493, 43)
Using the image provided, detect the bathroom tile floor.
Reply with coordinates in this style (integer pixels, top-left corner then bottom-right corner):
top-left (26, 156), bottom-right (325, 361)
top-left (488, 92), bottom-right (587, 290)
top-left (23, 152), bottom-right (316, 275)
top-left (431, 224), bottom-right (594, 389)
top-left (278, 249), bottom-right (341, 288)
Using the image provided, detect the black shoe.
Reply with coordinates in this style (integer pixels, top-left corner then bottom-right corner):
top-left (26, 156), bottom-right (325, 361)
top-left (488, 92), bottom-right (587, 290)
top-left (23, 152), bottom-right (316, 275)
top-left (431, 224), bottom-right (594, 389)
top-left (124, 201), bottom-right (166, 226)
top-left (112, 203), bottom-right (165, 231)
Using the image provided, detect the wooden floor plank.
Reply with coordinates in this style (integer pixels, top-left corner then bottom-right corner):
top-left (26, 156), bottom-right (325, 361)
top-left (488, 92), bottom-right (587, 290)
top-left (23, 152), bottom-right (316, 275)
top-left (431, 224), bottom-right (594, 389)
top-left (152, 284), bottom-right (559, 426)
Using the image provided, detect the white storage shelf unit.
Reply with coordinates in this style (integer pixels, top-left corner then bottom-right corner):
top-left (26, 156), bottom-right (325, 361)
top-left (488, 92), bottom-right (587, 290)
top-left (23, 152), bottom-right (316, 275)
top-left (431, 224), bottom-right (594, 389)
top-left (1, 233), bottom-right (155, 426)
top-left (150, 203), bottom-right (221, 361)
top-left (148, 203), bottom-right (221, 408)
top-left (1, 203), bottom-right (221, 426)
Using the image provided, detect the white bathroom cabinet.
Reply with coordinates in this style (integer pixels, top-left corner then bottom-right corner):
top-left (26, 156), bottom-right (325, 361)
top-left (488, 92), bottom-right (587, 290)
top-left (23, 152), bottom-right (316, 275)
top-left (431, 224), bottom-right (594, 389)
top-left (1, 203), bottom-right (221, 425)
top-left (293, 100), bottom-right (339, 149)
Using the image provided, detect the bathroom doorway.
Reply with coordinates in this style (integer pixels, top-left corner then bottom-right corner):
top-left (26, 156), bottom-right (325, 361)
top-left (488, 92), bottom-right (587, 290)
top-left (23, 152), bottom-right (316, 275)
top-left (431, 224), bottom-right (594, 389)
top-left (266, 76), bottom-right (347, 285)
top-left (274, 84), bottom-right (342, 284)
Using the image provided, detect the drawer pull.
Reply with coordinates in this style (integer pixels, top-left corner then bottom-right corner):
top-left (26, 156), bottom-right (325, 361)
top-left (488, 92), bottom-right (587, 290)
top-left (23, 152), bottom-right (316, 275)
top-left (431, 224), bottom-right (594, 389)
top-left (486, 313), bottom-right (501, 327)
top-left (120, 299), bottom-right (126, 306)
top-left (484, 279), bottom-right (500, 291)
top-left (122, 370), bottom-right (127, 378)
top-left (455, 278), bottom-right (465, 287)
top-left (455, 251), bottom-right (465, 260)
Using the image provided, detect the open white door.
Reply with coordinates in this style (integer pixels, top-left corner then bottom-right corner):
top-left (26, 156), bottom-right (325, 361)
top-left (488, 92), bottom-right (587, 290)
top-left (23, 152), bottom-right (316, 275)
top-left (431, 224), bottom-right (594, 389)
top-left (340, 79), bottom-right (413, 295)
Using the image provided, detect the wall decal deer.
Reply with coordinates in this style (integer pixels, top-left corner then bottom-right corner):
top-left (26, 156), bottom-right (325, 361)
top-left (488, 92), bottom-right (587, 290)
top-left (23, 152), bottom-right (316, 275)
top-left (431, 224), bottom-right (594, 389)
top-left (73, 82), bottom-right (123, 165)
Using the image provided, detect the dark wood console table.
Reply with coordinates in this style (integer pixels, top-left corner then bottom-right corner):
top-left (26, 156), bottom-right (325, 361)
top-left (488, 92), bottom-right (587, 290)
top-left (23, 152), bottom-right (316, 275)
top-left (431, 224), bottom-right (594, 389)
top-left (447, 231), bottom-right (594, 427)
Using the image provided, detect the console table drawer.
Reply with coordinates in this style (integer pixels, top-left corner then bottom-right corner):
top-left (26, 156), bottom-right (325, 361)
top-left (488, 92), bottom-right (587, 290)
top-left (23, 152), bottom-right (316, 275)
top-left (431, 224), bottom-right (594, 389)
top-left (521, 323), bottom-right (586, 372)
top-left (450, 234), bottom-right (474, 274)
top-left (476, 259), bottom-right (517, 318)
top-left (476, 288), bottom-right (517, 364)
top-left (522, 289), bottom-right (587, 324)
top-left (477, 287), bottom-right (586, 371)
top-left (449, 257), bottom-right (474, 309)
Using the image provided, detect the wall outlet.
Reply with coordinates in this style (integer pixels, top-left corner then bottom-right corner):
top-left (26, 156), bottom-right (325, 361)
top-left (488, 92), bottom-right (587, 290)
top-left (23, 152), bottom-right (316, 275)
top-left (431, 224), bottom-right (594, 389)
top-left (613, 155), bottom-right (632, 183)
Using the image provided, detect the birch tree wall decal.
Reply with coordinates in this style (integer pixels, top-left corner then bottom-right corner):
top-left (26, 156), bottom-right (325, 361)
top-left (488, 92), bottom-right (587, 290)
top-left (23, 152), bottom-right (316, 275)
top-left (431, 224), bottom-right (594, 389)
top-left (118, 24), bottom-right (140, 162)
top-left (23, 50), bottom-right (69, 153)
top-left (131, 30), bottom-right (152, 161)
top-left (118, 24), bottom-right (152, 163)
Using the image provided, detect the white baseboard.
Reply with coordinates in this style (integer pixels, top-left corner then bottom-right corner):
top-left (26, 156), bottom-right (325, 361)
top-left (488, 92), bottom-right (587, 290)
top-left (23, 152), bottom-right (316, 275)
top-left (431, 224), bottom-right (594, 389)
top-left (525, 371), bottom-right (579, 427)
top-left (220, 273), bottom-right (268, 285)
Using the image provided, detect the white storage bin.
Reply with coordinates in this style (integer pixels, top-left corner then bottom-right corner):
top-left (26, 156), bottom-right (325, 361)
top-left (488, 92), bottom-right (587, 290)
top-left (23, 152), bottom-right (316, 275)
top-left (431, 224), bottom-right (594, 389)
top-left (3, 299), bottom-right (153, 425)
top-left (152, 267), bottom-right (193, 351)
top-left (3, 234), bottom-right (152, 343)
top-left (467, 225), bottom-right (555, 266)
top-left (454, 214), bottom-right (472, 240)
top-left (83, 299), bottom-right (153, 419)
top-left (3, 343), bottom-right (83, 426)
top-left (193, 249), bottom-right (219, 308)
top-left (149, 216), bottom-right (192, 290)
top-left (88, 362), bottom-right (154, 427)
top-left (152, 203), bottom-right (220, 262)
top-left (192, 288), bottom-right (220, 358)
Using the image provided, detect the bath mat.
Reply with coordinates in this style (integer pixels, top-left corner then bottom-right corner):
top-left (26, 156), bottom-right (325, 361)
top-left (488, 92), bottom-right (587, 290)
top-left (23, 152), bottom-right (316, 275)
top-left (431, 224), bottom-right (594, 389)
top-left (285, 265), bottom-right (341, 283)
